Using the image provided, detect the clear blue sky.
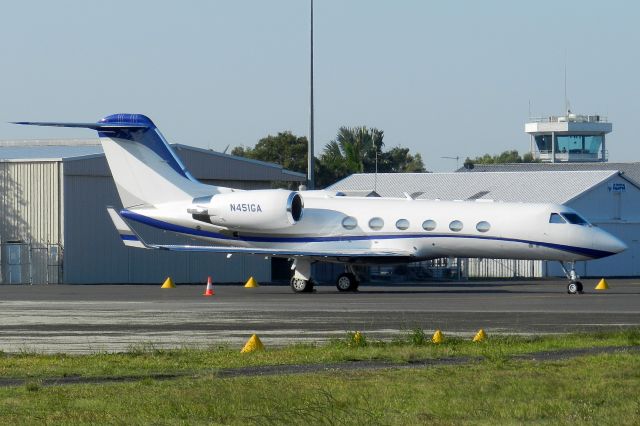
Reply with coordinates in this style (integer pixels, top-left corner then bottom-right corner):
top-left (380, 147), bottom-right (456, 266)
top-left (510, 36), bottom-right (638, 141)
top-left (1, 1), bottom-right (638, 171)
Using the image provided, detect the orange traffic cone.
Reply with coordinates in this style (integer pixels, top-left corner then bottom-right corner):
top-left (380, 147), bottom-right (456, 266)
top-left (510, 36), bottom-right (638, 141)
top-left (203, 276), bottom-right (215, 296)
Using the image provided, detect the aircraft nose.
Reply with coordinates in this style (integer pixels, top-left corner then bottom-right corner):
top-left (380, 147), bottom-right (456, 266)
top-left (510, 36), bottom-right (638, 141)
top-left (594, 230), bottom-right (627, 255)
top-left (610, 235), bottom-right (628, 253)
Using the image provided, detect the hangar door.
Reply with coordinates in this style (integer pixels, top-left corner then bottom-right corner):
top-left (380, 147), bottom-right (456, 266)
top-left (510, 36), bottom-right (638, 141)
top-left (0, 242), bottom-right (62, 284)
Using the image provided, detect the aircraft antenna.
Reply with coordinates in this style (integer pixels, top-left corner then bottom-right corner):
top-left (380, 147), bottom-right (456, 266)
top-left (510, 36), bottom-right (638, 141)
top-left (441, 155), bottom-right (460, 171)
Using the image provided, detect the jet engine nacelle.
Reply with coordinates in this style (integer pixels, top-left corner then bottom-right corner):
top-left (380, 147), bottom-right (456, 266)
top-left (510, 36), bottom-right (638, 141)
top-left (190, 190), bottom-right (304, 230)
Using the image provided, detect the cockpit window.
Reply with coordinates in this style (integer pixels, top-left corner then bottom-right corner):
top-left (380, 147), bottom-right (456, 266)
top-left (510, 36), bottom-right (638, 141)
top-left (549, 213), bottom-right (566, 224)
top-left (561, 212), bottom-right (589, 226)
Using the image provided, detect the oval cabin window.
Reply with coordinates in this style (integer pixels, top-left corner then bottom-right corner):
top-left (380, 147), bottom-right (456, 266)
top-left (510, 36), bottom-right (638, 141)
top-left (476, 221), bottom-right (491, 232)
top-left (395, 219), bottom-right (410, 230)
top-left (449, 220), bottom-right (463, 232)
top-left (342, 216), bottom-right (358, 230)
top-left (422, 219), bottom-right (437, 231)
top-left (368, 217), bottom-right (384, 230)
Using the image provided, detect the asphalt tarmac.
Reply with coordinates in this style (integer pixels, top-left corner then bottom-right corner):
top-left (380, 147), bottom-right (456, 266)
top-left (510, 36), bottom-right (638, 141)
top-left (0, 279), bottom-right (639, 353)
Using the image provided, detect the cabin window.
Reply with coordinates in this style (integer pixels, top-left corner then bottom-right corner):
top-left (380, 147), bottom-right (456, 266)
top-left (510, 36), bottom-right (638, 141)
top-left (476, 221), bottom-right (491, 232)
top-left (368, 217), bottom-right (384, 230)
top-left (342, 216), bottom-right (358, 230)
top-left (449, 220), bottom-right (463, 232)
top-left (422, 219), bottom-right (437, 231)
top-left (395, 219), bottom-right (410, 230)
top-left (561, 212), bottom-right (589, 226)
top-left (549, 213), bottom-right (566, 224)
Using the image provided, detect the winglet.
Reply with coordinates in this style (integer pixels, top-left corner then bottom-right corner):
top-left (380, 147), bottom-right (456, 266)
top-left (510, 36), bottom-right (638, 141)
top-left (106, 207), bottom-right (149, 249)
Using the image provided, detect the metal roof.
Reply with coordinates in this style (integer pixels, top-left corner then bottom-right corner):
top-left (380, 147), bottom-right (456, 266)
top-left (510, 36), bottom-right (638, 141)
top-left (0, 145), bottom-right (102, 161)
top-left (456, 162), bottom-right (640, 187)
top-left (0, 139), bottom-right (305, 182)
top-left (328, 170), bottom-right (626, 204)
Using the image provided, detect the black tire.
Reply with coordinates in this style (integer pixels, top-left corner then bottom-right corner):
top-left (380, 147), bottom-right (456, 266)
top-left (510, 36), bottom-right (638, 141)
top-left (290, 276), bottom-right (312, 293)
top-left (567, 282), bottom-right (578, 294)
top-left (576, 281), bottom-right (583, 293)
top-left (336, 273), bottom-right (357, 292)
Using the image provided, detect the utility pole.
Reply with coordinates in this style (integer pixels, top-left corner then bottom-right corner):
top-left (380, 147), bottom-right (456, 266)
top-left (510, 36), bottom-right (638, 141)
top-left (307, 0), bottom-right (315, 189)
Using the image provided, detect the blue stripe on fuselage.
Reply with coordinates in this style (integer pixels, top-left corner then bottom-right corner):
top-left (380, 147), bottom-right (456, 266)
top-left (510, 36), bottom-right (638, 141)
top-left (119, 209), bottom-right (614, 259)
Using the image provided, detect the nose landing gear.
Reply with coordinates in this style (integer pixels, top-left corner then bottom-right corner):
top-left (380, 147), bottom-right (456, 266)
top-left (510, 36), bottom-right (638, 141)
top-left (559, 261), bottom-right (583, 294)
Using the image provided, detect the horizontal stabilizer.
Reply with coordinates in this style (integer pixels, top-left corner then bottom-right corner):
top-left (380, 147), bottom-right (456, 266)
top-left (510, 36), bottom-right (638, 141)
top-left (12, 121), bottom-right (148, 130)
top-left (13, 114), bottom-right (153, 131)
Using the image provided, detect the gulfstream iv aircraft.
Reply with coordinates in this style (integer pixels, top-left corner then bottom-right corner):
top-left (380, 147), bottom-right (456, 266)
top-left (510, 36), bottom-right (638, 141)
top-left (16, 114), bottom-right (627, 294)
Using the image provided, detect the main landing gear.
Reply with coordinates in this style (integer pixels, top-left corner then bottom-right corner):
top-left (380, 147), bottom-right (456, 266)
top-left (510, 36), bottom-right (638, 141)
top-left (289, 260), bottom-right (361, 293)
top-left (336, 265), bottom-right (360, 292)
top-left (559, 261), bottom-right (583, 295)
top-left (290, 258), bottom-right (315, 293)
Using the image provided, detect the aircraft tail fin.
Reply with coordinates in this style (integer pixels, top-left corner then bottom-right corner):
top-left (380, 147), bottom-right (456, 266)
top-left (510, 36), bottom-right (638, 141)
top-left (14, 114), bottom-right (216, 208)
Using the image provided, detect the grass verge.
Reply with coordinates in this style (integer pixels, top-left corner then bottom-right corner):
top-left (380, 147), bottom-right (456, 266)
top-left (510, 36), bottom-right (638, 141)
top-left (1, 328), bottom-right (639, 380)
top-left (0, 352), bottom-right (638, 424)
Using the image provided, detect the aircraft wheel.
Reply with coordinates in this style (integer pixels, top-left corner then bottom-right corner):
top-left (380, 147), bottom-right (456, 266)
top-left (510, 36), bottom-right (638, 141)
top-left (291, 277), bottom-right (313, 293)
top-left (576, 281), bottom-right (583, 293)
top-left (567, 282), bottom-right (578, 295)
top-left (337, 273), bottom-right (357, 292)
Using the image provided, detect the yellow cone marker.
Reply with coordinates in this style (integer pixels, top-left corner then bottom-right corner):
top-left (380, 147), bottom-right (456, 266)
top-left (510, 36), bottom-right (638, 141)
top-left (473, 329), bottom-right (487, 342)
top-left (244, 276), bottom-right (259, 288)
top-left (432, 329), bottom-right (444, 344)
top-left (595, 278), bottom-right (609, 290)
top-left (240, 334), bottom-right (265, 353)
top-left (161, 277), bottom-right (176, 289)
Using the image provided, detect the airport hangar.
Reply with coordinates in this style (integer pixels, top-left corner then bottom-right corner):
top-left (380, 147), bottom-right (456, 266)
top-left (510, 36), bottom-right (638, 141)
top-left (328, 169), bottom-right (640, 279)
top-left (0, 139), bottom-right (305, 284)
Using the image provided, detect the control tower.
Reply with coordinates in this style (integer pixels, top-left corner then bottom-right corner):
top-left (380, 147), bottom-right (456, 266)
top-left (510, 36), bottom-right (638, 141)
top-left (525, 112), bottom-right (612, 163)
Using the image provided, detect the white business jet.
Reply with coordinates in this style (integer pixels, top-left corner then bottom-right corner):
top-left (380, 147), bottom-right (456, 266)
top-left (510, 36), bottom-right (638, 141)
top-left (15, 114), bottom-right (627, 294)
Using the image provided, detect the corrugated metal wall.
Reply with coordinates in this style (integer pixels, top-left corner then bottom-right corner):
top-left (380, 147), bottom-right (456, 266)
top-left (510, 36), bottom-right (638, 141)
top-left (62, 168), bottom-right (270, 284)
top-left (0, 161), bottom-right (62, 284)
top-left (465, 259), bottom-right (542, 278)
top-left (0, 161), bottom-right (60, 244)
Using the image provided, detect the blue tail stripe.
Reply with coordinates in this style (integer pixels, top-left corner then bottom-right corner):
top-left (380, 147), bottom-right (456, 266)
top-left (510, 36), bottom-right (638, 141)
top-left (97, 114), bottom-right (198, 182)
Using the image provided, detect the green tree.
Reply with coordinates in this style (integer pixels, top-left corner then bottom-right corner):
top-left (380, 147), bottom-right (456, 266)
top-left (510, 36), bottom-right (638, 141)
top-left (463, 149), bottom-right (537, 168)
top-left (231, 132), bottom-right (308, 174)
top-left (233, 127), bottom-right (426, 189)
top-left (316, 126), bottom-right (425, 187)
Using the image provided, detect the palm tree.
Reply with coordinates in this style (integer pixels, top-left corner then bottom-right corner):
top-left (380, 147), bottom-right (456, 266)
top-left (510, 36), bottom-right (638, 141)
top-left (325, 126), bottom-right (384, 173)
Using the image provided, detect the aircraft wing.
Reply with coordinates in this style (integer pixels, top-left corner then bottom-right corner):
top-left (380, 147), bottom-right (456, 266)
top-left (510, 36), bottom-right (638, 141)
top-left (106, 208), bottom-right (415, 259)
